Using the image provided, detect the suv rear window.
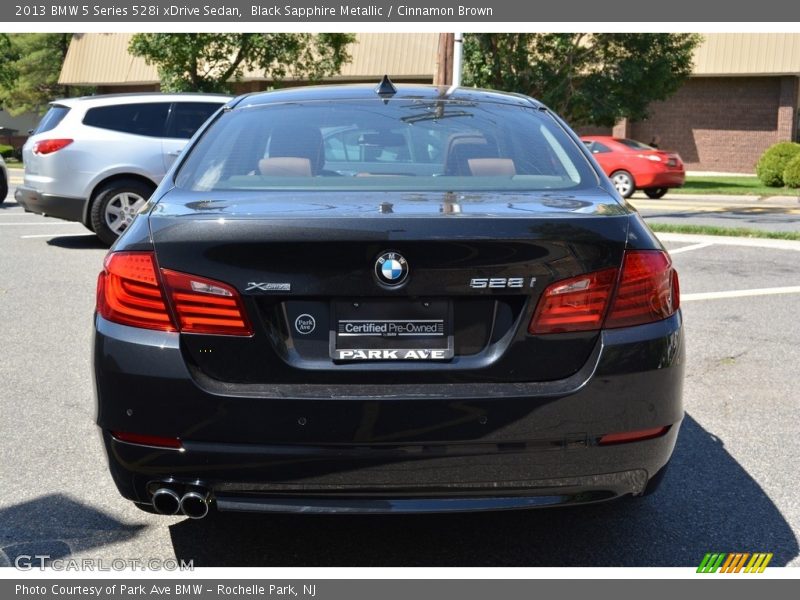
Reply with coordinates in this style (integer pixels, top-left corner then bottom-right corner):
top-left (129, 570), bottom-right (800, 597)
top-left (83, 102), bottom-right (170, 137)
top-left (34, 105), bottom-right (70, 134)
top-left (165, 102), bottom-right (222, 139)
top-left (175, 99), bottom-right (597, 193)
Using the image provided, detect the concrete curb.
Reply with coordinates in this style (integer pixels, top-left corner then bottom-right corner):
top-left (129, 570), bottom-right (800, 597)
top-left (664, 193), bottom-right (800, 203)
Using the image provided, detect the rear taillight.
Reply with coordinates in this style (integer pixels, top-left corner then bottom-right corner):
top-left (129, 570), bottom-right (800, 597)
top-left (528, 250), bottom-right (679, 334)
top-left (605, 251), bottom-right (679, 329)
top-left (528, 268), bottom-right (617, 334)
top-left (637, 153), bottom-right (662, 162)
top-left (96, 252), bottom-right (252, 336)
top-left (97, 252), bottom-right (176, 331)
top-left (160, 269), bottom-right (253, 336)
top-left (32, 138), bottom-right (73, 155)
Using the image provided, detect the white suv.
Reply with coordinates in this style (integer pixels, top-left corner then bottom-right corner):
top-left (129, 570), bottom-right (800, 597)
top-left (16, 93), bottom-right (230, 244)
top-left (0, 155), bottom-right (8, 203)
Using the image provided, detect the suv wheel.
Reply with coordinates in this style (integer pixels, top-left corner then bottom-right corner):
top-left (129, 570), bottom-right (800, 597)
top-left (0, 172), bottom-right (7, 204)
top-left (91, 179), bottom-right (154, 245)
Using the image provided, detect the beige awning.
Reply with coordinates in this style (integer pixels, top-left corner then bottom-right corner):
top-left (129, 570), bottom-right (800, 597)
top-left (692, 33), bottom-right (800, 76)
top-left (59, 33), bottom-right (158, 85)
top-left (59, 33), bottom-right (440, 86)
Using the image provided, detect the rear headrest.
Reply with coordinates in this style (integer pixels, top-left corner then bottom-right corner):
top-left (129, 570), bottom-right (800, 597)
top-left (258, 157), bottom-right (312, 177)
top-left (268, 124), bottom-right (323, 174)
top-left (467, 158), bottom-right (516, 177)
top-left (444, 138), bottom-right (499, 176)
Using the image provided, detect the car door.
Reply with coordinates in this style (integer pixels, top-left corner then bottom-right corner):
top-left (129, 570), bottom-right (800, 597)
top-left (162, 102), bottom-right (225, 170)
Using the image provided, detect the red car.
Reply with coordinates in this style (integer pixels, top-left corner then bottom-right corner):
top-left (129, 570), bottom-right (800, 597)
top-left (581, 136), bottom-right (685, 199)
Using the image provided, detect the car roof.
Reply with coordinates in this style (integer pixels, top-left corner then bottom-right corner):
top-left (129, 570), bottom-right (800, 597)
top-left (50, 93), bottom-right (232, 108)
top-left (232, 84), bottom-right (543, 109)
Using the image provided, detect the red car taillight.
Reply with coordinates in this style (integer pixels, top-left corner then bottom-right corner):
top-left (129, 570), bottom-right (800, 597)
top-left (96, 252), bottom-right (252, 336)
top-left (32, 138), bottom-right (73, 155)
top-left (528, 250), bottom-right (679, 334)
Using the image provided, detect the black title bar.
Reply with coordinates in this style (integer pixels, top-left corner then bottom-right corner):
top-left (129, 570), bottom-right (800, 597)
top-left (4, 0), bottom-right (800, 22)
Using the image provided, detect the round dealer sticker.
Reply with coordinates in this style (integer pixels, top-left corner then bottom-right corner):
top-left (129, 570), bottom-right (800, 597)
top-left (294, 314), bottom-right (316, 335)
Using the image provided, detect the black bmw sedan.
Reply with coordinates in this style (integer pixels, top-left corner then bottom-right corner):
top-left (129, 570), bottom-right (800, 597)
top-left (93, 81), bottom-right (683, 518)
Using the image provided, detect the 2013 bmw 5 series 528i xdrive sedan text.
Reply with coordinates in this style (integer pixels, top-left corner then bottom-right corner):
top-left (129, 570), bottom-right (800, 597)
top-left (93, 80), bottom-right (684, 519)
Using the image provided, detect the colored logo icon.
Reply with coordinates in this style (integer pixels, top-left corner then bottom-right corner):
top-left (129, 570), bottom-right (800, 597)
top-left (375, 251), bottom-right (409, 286)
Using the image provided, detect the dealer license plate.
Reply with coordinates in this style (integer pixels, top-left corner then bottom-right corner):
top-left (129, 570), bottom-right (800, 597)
top-left (331, 299), bottom-right (453, 361)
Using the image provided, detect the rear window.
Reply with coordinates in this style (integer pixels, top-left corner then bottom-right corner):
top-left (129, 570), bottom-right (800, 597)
top-left (34, 105), bottom-right (70, 134)
top-left (165, 102), bottom-right (223, 139)
top-left (587, 141), bottom-right (611, 154)
top-left (175, 99), bottom-right (598, 193)
top-left (618, 139), bottom-right (654, 150)
top-left (83, 102), bottom-right (170, 137)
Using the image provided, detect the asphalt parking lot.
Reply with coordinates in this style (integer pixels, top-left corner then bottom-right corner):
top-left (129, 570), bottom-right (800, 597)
top-left (1, 192), bottom-right (798, 568)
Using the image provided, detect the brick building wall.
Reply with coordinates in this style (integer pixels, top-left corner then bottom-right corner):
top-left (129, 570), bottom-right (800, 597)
top-left (577, 76), bottom-right (800, 173)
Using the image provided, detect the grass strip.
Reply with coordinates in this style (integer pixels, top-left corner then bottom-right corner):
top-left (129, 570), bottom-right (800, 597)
top-left (649, 222), bottom-right (800, 241)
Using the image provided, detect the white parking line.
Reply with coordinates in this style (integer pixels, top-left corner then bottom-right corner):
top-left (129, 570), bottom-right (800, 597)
top-left (668, 242), bottom-right (714, 255)
top-left (0, 222), bottom-right (84, 226)
top-left (682, 286), bottom-right (800, 302)
top-left (21, 232), bottom-right (94, 239)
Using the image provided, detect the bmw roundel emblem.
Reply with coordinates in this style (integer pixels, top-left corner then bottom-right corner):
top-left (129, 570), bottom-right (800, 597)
top-left (375, 251), bottom-right (409, 286)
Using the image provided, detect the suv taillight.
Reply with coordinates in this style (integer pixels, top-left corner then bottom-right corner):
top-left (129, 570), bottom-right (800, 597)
top-left (528, 250), bottom-right (679, 334)
top-left (32, 138), bottom-right (73, 155)
top-left (96, 252), bottom-right (252, 336)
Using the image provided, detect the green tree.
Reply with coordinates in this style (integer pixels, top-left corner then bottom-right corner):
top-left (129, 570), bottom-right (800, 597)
top-left (129, 33), bottom-right (355, 93)
top-left (0, 34), bottom-right (84, 116)
top-left (0, 34), bottom-right (18, 93)
top-left (462, 33), bottom-right (701, 127)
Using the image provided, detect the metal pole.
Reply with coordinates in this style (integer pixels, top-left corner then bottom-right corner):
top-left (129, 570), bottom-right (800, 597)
top-left (453, 32), bottom-right (463, 87)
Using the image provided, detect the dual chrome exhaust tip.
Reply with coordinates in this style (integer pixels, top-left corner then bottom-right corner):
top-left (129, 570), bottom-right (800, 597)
top-left (151, 487), bottom-right (210, 519)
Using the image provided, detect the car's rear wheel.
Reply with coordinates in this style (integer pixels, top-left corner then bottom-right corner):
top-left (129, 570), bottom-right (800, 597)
top-left (610, 170), bottom-right (635, 199)
top-left (644, 187), bottom-right (669, 199)
top-left (0, 172), bottom-right (7, 204)
top-left (91, 179), bottom-right (154, 246)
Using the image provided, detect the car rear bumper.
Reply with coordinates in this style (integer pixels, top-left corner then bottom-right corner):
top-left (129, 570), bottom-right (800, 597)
top-left (15, 185), bottom-right (86, 223)
top-left (94, 312), bottom-right (684, 513)
top-left (637, 171), bottom-right (685, 189)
